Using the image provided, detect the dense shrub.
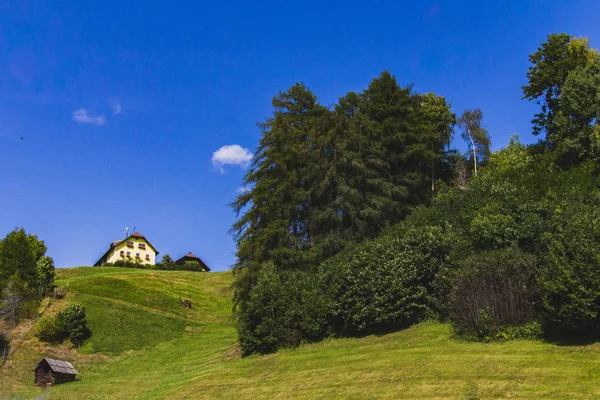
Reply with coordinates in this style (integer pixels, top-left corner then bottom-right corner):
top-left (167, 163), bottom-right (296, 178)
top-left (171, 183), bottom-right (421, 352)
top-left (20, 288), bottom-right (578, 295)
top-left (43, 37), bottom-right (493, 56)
top-left (323, 223), bottom-right (450, 336)
top-left (35, 303), bottom-right (90, 347)
top-left (538, 197), bottom-right (600, 339)
top-left (236, 263), bottom-right (331, 355)
top-left (182, 261), bottom-right (203, 271)
top-left (447, 248), bottom-right (538, 340)
top-left (490, 321), bottom-right (543, 342)
top-left (34, 315), bottom-right (63, 344)
top-left (234, 138), bottom-right (600, 353)
top-left (57, 303), bottom-right (90, 347)
top-left (108, 260), bottom-right (149, 269)
top-left (156, 254), bottom-right (178, 270)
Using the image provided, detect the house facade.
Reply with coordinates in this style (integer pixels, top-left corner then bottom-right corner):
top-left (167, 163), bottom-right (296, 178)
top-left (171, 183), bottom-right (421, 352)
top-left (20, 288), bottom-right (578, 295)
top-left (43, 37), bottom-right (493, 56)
top-left (94, 232), bottom-right (159, 266)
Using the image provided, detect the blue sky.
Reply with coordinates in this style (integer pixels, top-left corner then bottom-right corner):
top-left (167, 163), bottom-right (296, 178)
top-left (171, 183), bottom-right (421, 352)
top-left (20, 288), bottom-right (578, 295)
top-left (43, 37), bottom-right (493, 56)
top-left (1, 1), bottom-right (599, 270)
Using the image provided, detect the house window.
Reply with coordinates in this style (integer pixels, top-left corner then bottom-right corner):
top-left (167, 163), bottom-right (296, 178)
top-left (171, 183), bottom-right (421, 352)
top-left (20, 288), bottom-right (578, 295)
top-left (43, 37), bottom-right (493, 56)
top-left (120, 250), bottom-right (124, 257)
top-left (136, 253), bottom-right (140, 258)
top-left (145, 254), bottom-right (150, 260)
top-left (126, 251), bottom-right (131, 257)
top-left (126, 241), bottom-right (134, 247)
top-left (138, 243), bottom-right (146, 249)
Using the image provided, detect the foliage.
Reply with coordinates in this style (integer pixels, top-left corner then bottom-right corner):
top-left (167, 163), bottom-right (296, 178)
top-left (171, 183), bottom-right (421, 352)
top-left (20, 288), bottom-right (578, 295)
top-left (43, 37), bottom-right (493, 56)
top-left (490, 321), bottom-right (543, 342)
top-left (537, 195), bottom-right (600, 339)
top-left (36, 303), bottom-right (91, 347)
top-left (447, 248), bottom-right (538, 339)
top-left (231, 72), bottom-right (458, 310)
top-left (34, 315), bottom-right (63, 344)
top-left (57, 303), bottom-right (90, 347)
top-left (236, 263), bottom-right (331, 355)
top-left (323, 222), bottom-right (450, 336)
top-left (104, 255), bottom-right (207, 272)
top-left (36, 256), bottom-right (55, 296)
top-left (522, 33), bottom-right (600, 165)
top-left (156, 254), bottom-right (178, 270)
top-left (182, 261), bottom-right (204, 272)
top-left (457, 108), bottom-right (491, 175)
top-left (0, 228), bottom-right (38, 294)
top-left (108, 259), bottom-right (152, 269)
top-left (0, 228), bottom-right (51, 326)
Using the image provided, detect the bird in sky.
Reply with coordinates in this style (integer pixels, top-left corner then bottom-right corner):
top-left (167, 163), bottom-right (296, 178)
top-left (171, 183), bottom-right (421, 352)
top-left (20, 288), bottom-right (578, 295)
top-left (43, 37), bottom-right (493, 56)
top-left (20, 137), bottom-right (24, 140)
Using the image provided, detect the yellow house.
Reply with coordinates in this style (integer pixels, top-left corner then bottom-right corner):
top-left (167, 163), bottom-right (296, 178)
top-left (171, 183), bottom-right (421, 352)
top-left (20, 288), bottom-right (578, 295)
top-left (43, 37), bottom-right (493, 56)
top-left (94, 232), bottom-right (159, 266)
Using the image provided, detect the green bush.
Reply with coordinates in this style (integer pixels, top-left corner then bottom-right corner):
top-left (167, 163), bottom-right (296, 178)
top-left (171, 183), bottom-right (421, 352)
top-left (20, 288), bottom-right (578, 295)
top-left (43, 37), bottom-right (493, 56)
top-left (236, 263), bottom-right (331, 355)
top-left (155, 254), bottom-right (178, 270)
top-left (108, 260), bottom-right (150, 269)
top-left (36, 303), bottom-right (90, 347)
top-left (34, 315), bottom-right (63, 344)
top-left (491, 321), bottom-right (543, 342)
top-left (323, 223), bottom-right (450, 336)
top-left (538, 197), bottom-right (600, 339)
top-left (182, 261), bottom-right (202, 271)
top-left (57, 303), bottom-right (90, 347)
top-left (447, 248), bottom-right (538, 340)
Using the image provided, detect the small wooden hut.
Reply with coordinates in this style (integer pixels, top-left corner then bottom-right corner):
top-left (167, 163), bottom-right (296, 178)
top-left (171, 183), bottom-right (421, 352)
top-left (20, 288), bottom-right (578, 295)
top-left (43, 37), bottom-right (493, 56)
top-left (33, 358), bottom-right (79, 386)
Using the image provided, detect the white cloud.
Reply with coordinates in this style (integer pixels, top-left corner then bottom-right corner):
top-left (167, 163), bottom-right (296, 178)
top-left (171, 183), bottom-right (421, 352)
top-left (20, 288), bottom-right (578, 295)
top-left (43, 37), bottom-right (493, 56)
top-left (212, 144), bottom-right (253, 172)
top-left (72, 108), bottom-right (106, 126)
top-left (109, 99), bottom-right (122, 115)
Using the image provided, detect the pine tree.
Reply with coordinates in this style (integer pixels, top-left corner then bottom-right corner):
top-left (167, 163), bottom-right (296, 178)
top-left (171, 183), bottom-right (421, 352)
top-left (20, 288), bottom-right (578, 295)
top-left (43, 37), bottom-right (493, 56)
top-left (231, 84), bottom-right (326, 302)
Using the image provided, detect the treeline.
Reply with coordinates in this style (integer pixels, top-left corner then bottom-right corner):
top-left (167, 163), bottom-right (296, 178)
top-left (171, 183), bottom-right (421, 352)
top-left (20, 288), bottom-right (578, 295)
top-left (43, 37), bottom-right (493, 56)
top-left (232, 33), bottom-right (600, 354)
top-left (232, 71), bottom-right (474, 303)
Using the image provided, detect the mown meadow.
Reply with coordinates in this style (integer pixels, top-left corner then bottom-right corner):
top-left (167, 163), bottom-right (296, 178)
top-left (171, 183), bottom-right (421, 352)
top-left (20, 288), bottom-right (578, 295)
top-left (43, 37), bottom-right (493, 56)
top-left (2, 267), bottom-right (600, 399)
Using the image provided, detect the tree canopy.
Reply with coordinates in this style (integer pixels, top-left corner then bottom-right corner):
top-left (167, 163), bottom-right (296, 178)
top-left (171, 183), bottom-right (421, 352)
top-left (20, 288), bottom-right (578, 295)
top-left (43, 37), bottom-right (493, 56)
top-left (231, 72), bottom-right (457, 306)
top-left (523, 33), bottom-right (600, 164)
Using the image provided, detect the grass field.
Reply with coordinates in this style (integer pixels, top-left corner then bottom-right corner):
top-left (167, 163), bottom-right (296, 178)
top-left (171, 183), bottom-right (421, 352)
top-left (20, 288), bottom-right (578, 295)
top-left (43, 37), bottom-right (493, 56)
top-left (3, 267), bottom-right (600, 399)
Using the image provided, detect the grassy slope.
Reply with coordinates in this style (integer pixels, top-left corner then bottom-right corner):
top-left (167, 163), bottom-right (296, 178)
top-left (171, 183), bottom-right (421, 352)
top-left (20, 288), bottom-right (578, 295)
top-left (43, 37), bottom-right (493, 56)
top-left (3, 267), bottom-right (600, 399)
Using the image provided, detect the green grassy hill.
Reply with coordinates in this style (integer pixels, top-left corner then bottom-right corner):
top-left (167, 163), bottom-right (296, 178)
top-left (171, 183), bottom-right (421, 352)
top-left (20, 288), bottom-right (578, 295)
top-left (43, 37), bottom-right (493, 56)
top-left (3, 267), bottom-right (600, 399)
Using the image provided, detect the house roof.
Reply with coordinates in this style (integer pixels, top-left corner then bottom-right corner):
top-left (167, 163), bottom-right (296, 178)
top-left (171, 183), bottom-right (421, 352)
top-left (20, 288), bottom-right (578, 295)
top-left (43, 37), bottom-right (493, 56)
top-left (35, 358), bottom-right (79, 375)
top-left (175, 252), bottom-right (211, 271)
top-left (94, 232), bottom-right (159, 266)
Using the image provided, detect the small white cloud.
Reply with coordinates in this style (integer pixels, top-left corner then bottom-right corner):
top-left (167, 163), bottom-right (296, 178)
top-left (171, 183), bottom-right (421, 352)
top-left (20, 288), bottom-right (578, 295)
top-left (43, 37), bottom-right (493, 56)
top-left (212, 144), bottom-right (253, 172)
top-left (237, 186), bottom-right (251, 193)
top-left (109, 98), bottom-right (122, 115)
top-left (72, 108), bottom-right (106, 126)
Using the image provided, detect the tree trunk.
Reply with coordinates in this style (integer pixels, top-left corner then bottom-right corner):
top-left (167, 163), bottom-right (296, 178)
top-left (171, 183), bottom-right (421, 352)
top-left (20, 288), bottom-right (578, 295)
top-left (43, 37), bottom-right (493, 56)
top-left (468, 130), bottom-right (478, 176)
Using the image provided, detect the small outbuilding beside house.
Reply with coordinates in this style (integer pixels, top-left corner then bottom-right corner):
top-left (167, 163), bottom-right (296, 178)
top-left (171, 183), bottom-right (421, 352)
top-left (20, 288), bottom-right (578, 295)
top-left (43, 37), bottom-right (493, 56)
top-left (175, 252), bottom-right (211, 271)
top-left (33, 358), bottom-right (79, 386)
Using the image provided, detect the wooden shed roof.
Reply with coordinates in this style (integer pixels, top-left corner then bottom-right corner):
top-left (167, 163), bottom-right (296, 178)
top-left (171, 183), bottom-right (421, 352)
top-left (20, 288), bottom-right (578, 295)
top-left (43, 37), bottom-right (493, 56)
top-left (35, 358), bottom-right (79, 375)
